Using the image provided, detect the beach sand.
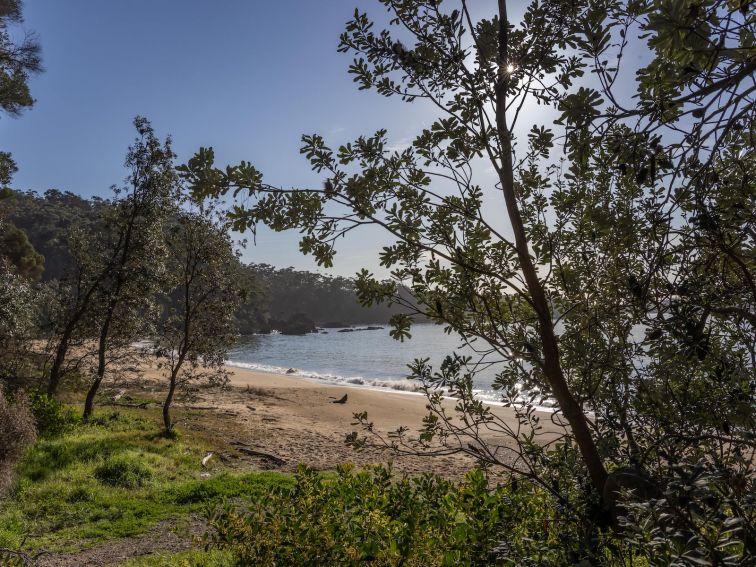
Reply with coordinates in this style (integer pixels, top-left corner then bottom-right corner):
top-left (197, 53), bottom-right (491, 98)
top-left (136, 363), bottom-right (566, 478)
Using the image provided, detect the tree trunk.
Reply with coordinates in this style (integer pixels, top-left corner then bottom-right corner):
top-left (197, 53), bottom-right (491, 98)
top-left (163, 373), bottom-right (178, 434)
top-left (47, 325), bottom-right (73, 396)
top-left (83, 375), bottom-right (102, 419)
top-left (496, 0), bottom-right (607, 493)
top-left (83, 309), bottom-right (114, 419)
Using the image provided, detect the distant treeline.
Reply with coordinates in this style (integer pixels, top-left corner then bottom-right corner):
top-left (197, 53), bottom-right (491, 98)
top-left (2, 189), bottom-right (409, 334)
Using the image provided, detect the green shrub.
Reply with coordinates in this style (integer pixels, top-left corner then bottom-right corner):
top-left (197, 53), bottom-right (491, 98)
top-left (28, 390), bottom-right (77, 438)
top-left (206, 464), bottom-right (642, 565)
top-left (620, 460), bottom-right (755, 565)
top-left (93, 456), bottom-right (153, 489)
top-left (208, 464), bottom-right (512, 566)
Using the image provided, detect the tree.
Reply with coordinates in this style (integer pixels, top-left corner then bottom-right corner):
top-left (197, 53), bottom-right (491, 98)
top-left (0, 0), bottom-right (44, 283)
top-left (81, 117), bottom-right (176, 418)
top-left (46, 117), bottom-right (175, 404)
top-left (0, 220), bottom-right (43, 279)
top-left (0, 0), bottom-right (42, 185)
top-left (182, 0), bottom-right (753, 559)
top-left (155, 204), bottom-right (243, 435)
top-left (3, 189), bottom-right (104, 281)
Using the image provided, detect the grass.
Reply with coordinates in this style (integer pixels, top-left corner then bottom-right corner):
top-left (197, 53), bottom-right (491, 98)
top-left (0, 407), bottom-right (293, 556)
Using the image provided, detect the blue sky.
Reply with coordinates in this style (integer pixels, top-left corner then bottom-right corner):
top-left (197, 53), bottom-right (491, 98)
top-left (1, 0), bottom-right (613, 277)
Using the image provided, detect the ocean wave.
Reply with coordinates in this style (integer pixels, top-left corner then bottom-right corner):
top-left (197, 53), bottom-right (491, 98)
top-left (225, 359), bottom-right (558, 413)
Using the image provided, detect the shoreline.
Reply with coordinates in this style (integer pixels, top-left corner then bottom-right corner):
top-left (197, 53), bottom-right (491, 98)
top-left (225, 359), bottom-right (559, 413)
top-left (134, 359), bottom-right (565, 477)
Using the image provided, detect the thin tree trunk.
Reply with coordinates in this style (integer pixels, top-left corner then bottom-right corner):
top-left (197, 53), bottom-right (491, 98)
top-left (47, 270), bottom-right (106, 396)
top-left (163, 372), bottom-right (178, 434)
top-left (47, 325), bottom-right (74, 396)
top-left (496, 0), bottom-right (607, 493)
top-left (83, 311), bottom-right (114, 419)
top-left (83, 376), bottom-right (102, 420)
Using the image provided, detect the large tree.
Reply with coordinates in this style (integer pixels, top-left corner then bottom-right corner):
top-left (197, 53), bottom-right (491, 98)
top-left (46, 118), bottom-right (176, 403)
top-left (81, 118), bottom-right (176, 418)
top-left (182, 0), bottom-right (753, 560)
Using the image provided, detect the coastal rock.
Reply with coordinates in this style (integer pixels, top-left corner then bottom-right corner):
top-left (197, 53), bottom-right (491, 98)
top-left (274, 313), bottom-right (317, 335)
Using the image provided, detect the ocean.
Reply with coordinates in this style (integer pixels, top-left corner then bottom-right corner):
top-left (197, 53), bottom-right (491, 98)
top-left (227, 323), bottom-right (556, 409)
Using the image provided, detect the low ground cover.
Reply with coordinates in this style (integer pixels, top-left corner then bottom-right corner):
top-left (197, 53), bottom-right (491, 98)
top-left (0, 406), bottom-right (292, 557)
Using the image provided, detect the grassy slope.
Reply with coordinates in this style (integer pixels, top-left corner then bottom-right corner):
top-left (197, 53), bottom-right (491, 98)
top-left (0, 407), bottom-right (292, 562)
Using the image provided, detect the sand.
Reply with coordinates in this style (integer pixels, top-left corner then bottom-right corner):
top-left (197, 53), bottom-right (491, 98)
top-left (136, 363), bottom-right (565, 478)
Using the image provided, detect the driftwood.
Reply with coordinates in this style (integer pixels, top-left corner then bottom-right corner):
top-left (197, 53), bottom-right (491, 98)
top-left (201, 452), bottom-right (214, 467)
top-left (188, 406), bottom-right (217, 411)
top-left (102, 400), bottom-right (151, 409)
top-left (236, 447), bottom-right (286, 466)
top-left (231, 441), bottom-right (285, 466)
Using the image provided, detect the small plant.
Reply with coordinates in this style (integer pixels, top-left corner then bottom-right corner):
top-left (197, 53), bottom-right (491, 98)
top-left (94, 456), bottom-right (153, 489)
top-left (28, 390), bottom-right (77, 438)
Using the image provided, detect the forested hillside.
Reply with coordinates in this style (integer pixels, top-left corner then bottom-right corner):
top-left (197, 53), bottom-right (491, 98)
top-left (2, 189), bottom-right (404, 333)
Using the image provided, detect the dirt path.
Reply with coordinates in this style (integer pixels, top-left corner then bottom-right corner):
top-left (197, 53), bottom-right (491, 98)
top-left (36, 518), bottom-right (204, 567)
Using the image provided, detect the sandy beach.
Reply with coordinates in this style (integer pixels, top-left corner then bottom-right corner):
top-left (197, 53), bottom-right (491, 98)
top-left (135, 363), bottom-right (565, 478)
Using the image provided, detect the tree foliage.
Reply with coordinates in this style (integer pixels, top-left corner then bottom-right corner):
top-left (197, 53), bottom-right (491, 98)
top-left (44, 118), bottom-right (175, 404)
top-left (79, 117), bottom-right (177, 418)
top-left (182, 0), bottom-right (754, 560)
top-left (3, 189), bottom-right (104, 281)
top-left (0, 220), bottom-right (42, 280)
top-left (0, 0), bottom-right (41, 186)
top-left (156, 203), bottom-right (244, 434)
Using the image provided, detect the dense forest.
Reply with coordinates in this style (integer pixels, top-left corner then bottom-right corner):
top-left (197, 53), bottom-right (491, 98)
top-left (1, 189), bottom-right (404, 334)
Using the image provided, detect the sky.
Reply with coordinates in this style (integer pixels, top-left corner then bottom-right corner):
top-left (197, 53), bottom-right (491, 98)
top-left (0, 0), bottom-right (603, 278)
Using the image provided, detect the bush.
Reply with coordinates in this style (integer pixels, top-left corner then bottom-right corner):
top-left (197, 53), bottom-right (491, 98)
top-left (620, 460), bottom-right (755, 565)
top-left (0, 389), bottom-right (36, 495)
top-left (206, 464), bottom-right (641, 565)
top-left (28, 390), bottom-right (77, 437)
top-left (94, 456), bottom-right (153, 489)
top-left (208, 465), bottom-right (515, 566)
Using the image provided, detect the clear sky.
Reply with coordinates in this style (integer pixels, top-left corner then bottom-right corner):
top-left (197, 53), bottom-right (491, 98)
top-left (0, 0), bottom-right (582, 278)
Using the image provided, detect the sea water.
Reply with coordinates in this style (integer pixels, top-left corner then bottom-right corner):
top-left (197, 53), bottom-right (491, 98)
top-left (227, 324), bottom-right (557, 410)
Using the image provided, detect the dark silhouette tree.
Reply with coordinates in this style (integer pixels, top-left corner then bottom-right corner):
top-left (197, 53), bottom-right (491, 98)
top-left (182, 0), bottom-right (753, 559)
